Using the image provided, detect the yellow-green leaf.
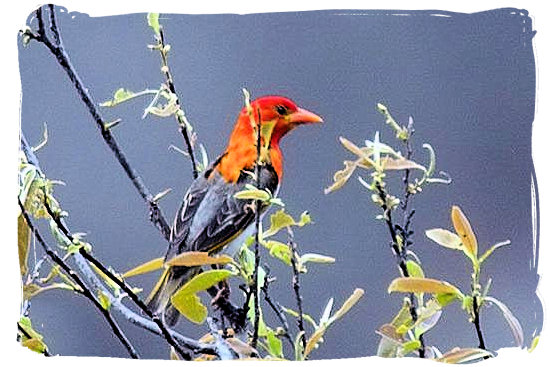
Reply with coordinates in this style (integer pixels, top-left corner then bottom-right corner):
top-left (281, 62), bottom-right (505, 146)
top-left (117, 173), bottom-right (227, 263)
top-left (406, 260), bottom-right (424, 278)
top-left (170, 269), bottom-right (234, 324)
top-left (147, 13), bottom-right (160, 35)
top-left (266, 328), bottom-right (283, 358)
top-left (98, 290), bottom-right (111, 310)
top-left (166, 252), bottom-right (232, 267)
top-left (263, 209), bottom-right (296, 237)
top-left (528, 335), bottom-right (539, 353)
top-left (451, 206), bottom-right (478, 258)
top-left (436, 348), bottom-right (493, 363)
top-left (234, 189), bottom-right (271, 201)
top-left (331, 288), bottom-right (365, 321)
top-left (388, 278), bottom-right (463, 298)
top-left (122, 257), bottom-right (164, 278)
top-left (100, 88), bottom-right (136, 107)
top-left (18, 214), bottom-right (31, 276)
top-left (22, 338), bottom-right (47, 354)
top-left (172, 293), bottom-right (206, 324)
top-left (174, 269), bottom-right (234, 295)
top-left (425, 228), bottom-right (462, 250)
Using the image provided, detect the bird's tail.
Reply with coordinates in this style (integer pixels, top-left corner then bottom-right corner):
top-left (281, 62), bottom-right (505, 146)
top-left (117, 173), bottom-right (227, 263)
top-left (146, 266), bottom-right (199, 327)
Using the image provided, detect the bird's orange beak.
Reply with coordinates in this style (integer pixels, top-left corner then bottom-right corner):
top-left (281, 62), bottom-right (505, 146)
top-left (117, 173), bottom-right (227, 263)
top-left (289, 107), bottom-right (323, 125)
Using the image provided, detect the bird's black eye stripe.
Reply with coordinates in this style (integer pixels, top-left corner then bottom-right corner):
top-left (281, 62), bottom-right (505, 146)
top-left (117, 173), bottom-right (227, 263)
top-left (275, 104), bottom-right (289, 115)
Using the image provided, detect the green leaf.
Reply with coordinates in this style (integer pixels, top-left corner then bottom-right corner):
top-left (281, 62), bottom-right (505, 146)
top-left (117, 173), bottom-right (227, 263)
top-left (425, 228), bottom-right (463, 250)
top-left (263, 240), bottom-right (292, 265)
top-left (263, 209), bottom-right (296, 237)
top-left (400, 340), bottom-right (421, 356)
top-left (100, 88), bottom-right (136, 107)
top-left (122, 257), bottom-right (164, 278)
top-left (18, 317), bottom-right (48, 354)
top-left (147, 13), bottom-right (160, 35)
top-left (98, 290), bottom-right (111, 310)
top-left (173, 293), bottom-right (206, 324)
top-left (528, 335), bottom-right (539, 353)
top-left (406, 260), bottom-right (424, 278)
top-left (436, 292), bottom-right (459, 307)
top-left (18, 214), bottom-right (31, 277)
top-left (436, 348), bottom-right (493, 363)
top-left (388, 278), bottom-right (463, 299)
top-left (266, 328), bottom-right (283, 358)
top-left (170, 269), bottom-right (234, 324)
top-left (298, 211), bottom-right (312, 226)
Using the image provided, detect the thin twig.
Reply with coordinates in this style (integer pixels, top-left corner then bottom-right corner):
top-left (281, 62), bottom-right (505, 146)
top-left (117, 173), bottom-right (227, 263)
top-left (18, 200), bottom-right (140, 359)
top-left (28, 5), bottom-right (171, 241)
top-left (288, 228), bottom-right (307, 354)
top-left (261, 271), bottom-right (295, 352)
top-left (20, 134), bottom-right (217, 358)
top-left (157, 27), bottom-right (198, 179)
top-left (250, 108), bottom-right (262, 349)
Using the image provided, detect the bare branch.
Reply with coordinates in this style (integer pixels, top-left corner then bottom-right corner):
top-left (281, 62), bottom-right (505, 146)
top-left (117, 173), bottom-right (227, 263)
top-left (31, 5), bottom-right (171, 241)
top-left (18, 199), bottom-right (140, 359)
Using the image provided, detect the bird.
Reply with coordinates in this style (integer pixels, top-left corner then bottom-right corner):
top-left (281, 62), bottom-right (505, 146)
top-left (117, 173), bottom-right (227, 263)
top-left (146, 95), bottom-right (322, 326)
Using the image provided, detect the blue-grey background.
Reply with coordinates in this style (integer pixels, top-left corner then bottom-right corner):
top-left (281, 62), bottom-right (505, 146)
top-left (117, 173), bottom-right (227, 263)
top-left (19, 7), bottom-right (541, 359)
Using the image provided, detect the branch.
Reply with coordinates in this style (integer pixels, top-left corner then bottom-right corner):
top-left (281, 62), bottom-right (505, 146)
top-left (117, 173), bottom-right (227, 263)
top-left (261, 270), bottom-right (294, 352)
top-left (26, 5), bottom-right (171, 241)
top-left (288, 228), bottom-right (307, 354)
top-left (375, 182), bottom-right (425, 358)
top-left (18, 200), bottom-right (140, 359)
top-left (472, 297), bottom-right (486, 350)
top-left (43, 198), bottom-right (192, 360)
top-left (156, 27), bottom-right (198, 179)
top-left (20, 134), bottom-right (218, 358)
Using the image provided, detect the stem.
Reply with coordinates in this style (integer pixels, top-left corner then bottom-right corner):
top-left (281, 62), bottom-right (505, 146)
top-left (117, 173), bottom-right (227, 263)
top-left (288, 229), bottom-right (307, 354)
top-left (472, 296), bottom-right (486, 350)
top-left (376, 182), bottom-right (426, 358)
top-left (250, 108), bottom-right (262, 349)
top-left (261, 270), bottom-right (295, 352)
top-left (157, 27), bottom-right (198, 179)
top-left (18, 200), bottom-right (140, 359)
top-left (30, 5), bottom-right (171, 241)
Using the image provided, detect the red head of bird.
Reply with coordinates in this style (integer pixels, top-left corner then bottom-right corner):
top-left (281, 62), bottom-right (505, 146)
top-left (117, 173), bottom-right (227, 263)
top-left (218, 96), bottom-right (323, 182)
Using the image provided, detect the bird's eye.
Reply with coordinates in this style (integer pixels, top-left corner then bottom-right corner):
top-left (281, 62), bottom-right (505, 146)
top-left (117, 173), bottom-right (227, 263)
top-left (275, 105), bottom-right (289, 115)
